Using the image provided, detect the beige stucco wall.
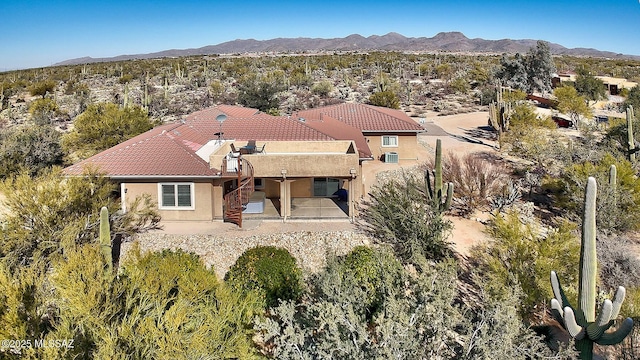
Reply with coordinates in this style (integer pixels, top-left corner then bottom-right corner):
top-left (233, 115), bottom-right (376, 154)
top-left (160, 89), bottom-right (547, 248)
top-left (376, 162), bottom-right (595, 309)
top-left (290, 178), bottom-right (312, 197)
top-left (262, 179), bottom-right (280, 198)
top-left (123, 181), bottom-right (215, 221)
top-left (365, 133), bottom-right (420, 161)
top-left (243, 153), bottom-right (359, 177)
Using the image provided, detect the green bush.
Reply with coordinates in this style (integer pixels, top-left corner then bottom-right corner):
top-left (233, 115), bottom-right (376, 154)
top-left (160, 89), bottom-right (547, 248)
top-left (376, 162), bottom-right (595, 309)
top-left (551, 154), bottom-right (640, 233)
top-left (0, 125), bottom-right (64, 178)
top-left (46, 244), bottom-right (262, 359)
top-left (62, 102), bottom-right (157, 160)
top-left (471, 211), bottom-right (580, 318)
top-left (358, 172), bottom-right (453, 265)
top-left (28, 98), bottom-right (60, 125)
top-left (255, 255), bottom-right (575, 359)
top-left (28, 80), bottom-right (56, 98)
top-left (368, 90), bottom-right (400, 109)
top-left (311, 81), bottom-right (333, 97)
top-left (316, 246), bottom-right (403, 318)
top-left (225, 246), bottom-right (303, 308)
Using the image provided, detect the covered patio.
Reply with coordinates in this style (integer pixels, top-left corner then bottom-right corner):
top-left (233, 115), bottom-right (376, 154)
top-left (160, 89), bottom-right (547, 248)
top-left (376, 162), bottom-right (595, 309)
top-left (244, 197), bottom-right (349, 220)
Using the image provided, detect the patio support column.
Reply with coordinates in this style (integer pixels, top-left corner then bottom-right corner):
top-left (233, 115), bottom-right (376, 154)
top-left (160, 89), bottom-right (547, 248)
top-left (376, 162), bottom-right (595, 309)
top-left (349, 168), bottom-right (357, 222)
top-left (120, 183), bottom-right (127, 213)
top-left (279, 172), bottom-right (291, 221)
top-left (348, 178), bottom-right (355, 221)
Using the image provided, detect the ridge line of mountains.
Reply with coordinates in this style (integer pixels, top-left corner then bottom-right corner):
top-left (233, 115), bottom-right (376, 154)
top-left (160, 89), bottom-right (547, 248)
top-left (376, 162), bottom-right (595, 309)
top-left (55, 31), bottom-right (639, 66)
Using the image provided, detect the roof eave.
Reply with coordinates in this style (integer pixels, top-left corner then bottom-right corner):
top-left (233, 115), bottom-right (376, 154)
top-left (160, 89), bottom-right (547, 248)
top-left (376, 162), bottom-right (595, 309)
top-left (362, 129), bottom-right (424, 133)
top-left (108, 175), bottom-right (222, 180)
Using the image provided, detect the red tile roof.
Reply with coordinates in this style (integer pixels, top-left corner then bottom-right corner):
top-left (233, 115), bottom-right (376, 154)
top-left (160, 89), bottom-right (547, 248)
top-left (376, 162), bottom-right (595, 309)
top-left (299, 114), bottom-right (372, 158)
top-left (64, 103), bottom-right (417, 178)
top-left (187, 104), bottom-right (261, 120)
top-left (64, 106), bottom-right (331, 177)
top-left (297, 103), bottom-right (423, 132)
top-left (64, 123), bottom-right (219, 177)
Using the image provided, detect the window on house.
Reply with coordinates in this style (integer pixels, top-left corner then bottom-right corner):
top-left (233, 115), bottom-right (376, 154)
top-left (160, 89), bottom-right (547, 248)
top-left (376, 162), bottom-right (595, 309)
top-left (382, 135), bottom-right (398, 147)
top-left (159, 183), bottom-right (194, 209)
top-left (313, 178), bottom-right (340, 197)
top-left (254, 178), bottom-right (264, 189)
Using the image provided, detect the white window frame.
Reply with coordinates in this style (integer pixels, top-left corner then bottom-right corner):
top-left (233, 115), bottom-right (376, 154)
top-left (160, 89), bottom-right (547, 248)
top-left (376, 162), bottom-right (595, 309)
top-left (381, 135), bottom-right (398, 147)
top-left (158, 182), bottom-right (195, 210)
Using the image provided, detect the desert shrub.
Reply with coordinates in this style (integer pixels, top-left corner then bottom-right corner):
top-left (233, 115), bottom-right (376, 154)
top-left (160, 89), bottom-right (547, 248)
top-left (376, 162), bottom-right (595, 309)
top-left (426, 152), bottom-right (509, 216)
top-left (28, 80), bottom-right (56, 98)
top-left (255, 256), bottom-right (574, 359)
top-left (550, 154), bottom-right (640, 233)
top-left (358, 172), bottom-right (453, 265)
top-left (0, 262), bottom-right (52, 360)
top-left (225, 246), bottom-right (303, 308)
top-left (255, 260), bottom-right (467, 359)
top-left (0, 168), bottom-right (159, 268)
top-left (46, 245), bottom-right (262, 359)
top-left (28, 98), bottom-right (60, 125)
top-left (314, 246), bottom-right (404, 319)
top-left (596, 233), bottom-right (640, 291)
top-left (471, 211), bottom-right (580, 318)
top-left (503, 103), bottom-right (565, 166)
top-left (463, 279), bottom-right (578, 359)
top-left (624, 85), bottom-right (640, 112)
top-left (62, 102), bottom-right (158, 160)
top-left (603, 114), bottom-right (640, 159)
top-left (311, 80), bottom-right (333, 97)
top-left (0, 125), bottom-right (64, 178)
top-left (621, 287), bottom-right (640, 320)
top-left (118, 74), bottom-right (133, 84)
top-left (368, 90), bottom-right (400, 109)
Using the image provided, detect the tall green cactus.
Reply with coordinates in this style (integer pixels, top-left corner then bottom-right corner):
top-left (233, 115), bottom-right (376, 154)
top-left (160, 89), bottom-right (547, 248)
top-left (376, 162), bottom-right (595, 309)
top-left (550, 177), bottom-right (633, 360)
top-left (609, 164), bottom-right (617, 209)
top-left (488, 84), bottom-right (512, 149)
top-left (100, 206), bottom-right (113, 271)
top-left (425, 139), bottom-right (453, 214)
top-left (627, 105), bottom-right (636, 162)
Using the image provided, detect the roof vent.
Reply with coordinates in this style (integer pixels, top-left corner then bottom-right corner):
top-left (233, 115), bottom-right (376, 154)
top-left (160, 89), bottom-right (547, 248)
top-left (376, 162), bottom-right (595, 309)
top-left (298, 117), bottom-right (306, 122)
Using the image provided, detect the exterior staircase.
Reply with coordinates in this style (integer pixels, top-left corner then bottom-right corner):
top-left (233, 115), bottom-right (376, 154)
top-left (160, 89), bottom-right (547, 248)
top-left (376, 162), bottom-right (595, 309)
top-left (221, 155), bottom-right (254, 228)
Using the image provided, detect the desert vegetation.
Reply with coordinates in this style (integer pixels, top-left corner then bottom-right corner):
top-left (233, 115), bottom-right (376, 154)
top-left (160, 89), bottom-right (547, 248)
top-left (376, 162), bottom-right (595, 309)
top-left (2, 44), bottom-right (640, 358)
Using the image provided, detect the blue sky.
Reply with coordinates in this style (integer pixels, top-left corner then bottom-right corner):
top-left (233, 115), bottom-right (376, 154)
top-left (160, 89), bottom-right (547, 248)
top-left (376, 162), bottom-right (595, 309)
top-left (2, 0), bottom-right (640, 71)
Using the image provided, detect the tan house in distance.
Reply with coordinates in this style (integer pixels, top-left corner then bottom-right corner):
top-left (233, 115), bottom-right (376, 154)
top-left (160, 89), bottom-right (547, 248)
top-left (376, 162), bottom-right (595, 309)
top-left (64, 103), bottom-right (424, 227)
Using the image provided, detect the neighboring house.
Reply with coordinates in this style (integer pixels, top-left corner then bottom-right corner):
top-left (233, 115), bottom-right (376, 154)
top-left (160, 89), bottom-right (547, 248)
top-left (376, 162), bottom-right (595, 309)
top-left (552, 73), bottom-right (638, 95)
top-left (64, 103), bottom-right (424, 226)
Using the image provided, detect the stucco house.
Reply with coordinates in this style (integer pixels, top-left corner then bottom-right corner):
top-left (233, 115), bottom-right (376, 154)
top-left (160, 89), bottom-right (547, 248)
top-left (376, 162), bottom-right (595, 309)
top-left (64, 103), bottom-right (424, 226)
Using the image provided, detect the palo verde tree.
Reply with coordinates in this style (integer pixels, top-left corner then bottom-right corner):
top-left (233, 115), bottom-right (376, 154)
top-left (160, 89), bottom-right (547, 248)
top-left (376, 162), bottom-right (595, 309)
top-left (27, 80), bottom-right (56, 99)
top-left (62, 102), bottom-right (157, 160)
top-left (575, 69), bottom-right (606, 103)
top-left (368, 90), bottom-right (400, 109)
top-left (0, 167), bottom-right (160, 269)
top-left (554, 85), bottom-right (592, 129)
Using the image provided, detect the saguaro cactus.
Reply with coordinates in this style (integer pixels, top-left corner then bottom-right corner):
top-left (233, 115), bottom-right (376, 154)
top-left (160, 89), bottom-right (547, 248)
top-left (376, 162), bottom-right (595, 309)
top-left (488, 85), bottom-right (512, 149)
top-left (100, 206), bottom-right (113, 271)
top-left (627, 105), bottom-right (636, 162)
top-left (425, 139), bottom-right (453, 214)
top-left (550, 177), bottom-right (633, 360)
top-left (609, 164), bottom-right (617, 208)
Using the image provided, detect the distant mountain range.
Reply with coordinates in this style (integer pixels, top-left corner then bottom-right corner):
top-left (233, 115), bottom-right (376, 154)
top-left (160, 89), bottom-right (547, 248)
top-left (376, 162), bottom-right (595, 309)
top-left (54, 32), bottom-right (639, 66)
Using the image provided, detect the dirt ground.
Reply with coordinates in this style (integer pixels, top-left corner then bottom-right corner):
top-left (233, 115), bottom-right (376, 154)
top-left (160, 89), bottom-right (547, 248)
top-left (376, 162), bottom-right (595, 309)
top-left (420, 111), bottom-right (495, 254)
